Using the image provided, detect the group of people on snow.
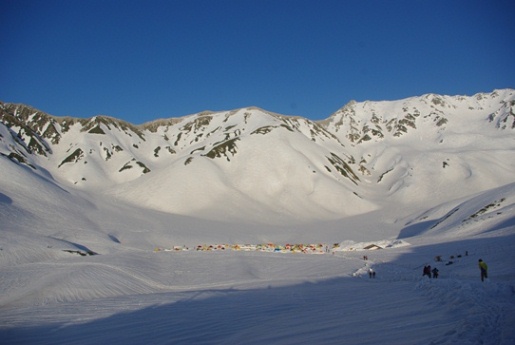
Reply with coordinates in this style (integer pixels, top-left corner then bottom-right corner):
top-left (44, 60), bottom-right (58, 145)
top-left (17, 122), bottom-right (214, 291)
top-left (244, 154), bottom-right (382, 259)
top-left (422, 265), bottom-right (439, 279)
top-left (422, 258), bottom-right (488, 282)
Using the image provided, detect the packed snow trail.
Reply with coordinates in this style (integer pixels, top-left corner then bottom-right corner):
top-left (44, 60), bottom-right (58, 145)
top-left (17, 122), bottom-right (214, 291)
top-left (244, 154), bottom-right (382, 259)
top-left (0, 277), bottom-right (473, 345)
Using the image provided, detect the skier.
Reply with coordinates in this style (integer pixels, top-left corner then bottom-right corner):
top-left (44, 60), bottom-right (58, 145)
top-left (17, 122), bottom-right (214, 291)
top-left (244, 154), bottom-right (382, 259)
top-left (368, 268), bottom-right (375, 278)
top-left (478, 259), bottom-right (488, 282)
top-left (431, 267), bottom-right (439, 279)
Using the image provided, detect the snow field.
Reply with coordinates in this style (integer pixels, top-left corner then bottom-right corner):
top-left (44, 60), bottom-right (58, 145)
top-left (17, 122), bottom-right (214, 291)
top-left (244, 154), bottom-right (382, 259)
top-left (1, 232), bottom-right (514, 344)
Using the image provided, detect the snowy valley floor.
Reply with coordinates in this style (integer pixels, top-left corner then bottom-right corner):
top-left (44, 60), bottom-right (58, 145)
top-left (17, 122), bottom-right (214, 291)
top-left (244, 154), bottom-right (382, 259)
top-left (1, 233), bottom-right (514, 345)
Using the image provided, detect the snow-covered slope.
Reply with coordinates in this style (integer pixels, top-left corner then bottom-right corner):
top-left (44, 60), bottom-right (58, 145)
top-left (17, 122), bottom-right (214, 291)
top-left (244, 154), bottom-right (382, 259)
top-left (323, 89), bottom-right (515, 207)
top-left (0, 164), bottom-right (514, 343)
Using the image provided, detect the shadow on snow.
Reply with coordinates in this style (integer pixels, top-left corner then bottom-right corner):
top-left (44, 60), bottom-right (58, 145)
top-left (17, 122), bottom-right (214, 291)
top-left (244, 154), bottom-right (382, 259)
top-left (2, 235), bottom-right (514, 345)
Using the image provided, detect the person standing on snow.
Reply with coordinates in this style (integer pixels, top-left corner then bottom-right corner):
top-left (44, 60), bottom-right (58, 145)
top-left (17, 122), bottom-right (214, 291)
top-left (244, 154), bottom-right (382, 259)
top-left (423, 265), bottom-right (431, 278)
top-left (478, 259), bottom-right (488, 282)
top-left (431, 267), bottom-right (439, 279)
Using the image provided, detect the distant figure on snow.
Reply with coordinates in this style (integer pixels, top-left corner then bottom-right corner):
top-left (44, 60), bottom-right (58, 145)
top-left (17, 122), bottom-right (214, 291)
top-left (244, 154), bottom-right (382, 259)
top-left (368, 268), bottom-right (375, 278)
top-left (423, 265), bottom-right (432, 278)
top-left (478, 259), bottom-right (488, 282)
top-left (431, 267), bottom-right (439, 279)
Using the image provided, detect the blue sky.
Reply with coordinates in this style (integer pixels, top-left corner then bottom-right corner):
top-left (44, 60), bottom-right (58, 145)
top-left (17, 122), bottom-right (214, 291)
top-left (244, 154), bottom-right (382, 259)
top-left (1, 0), bottom-right (514, 123)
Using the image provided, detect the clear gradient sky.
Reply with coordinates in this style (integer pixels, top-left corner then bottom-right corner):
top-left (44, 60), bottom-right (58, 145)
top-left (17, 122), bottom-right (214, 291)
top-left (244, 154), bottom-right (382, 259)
top-left (1, 0), bottom-right (514, 123)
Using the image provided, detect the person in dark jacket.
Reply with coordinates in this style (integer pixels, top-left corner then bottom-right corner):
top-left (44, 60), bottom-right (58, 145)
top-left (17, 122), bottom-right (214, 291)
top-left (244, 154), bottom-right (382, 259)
top-left (423, 265), bottom-right (431, 278)
top-left (431, 267), bottom-right (439, 279)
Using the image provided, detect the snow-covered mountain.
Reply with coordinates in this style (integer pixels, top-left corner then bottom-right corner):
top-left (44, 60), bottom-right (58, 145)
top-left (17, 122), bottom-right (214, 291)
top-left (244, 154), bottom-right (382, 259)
top-left (2, 90), bottom-right (515, 344)
top-left (1, 89), bottom-right (514, 226)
